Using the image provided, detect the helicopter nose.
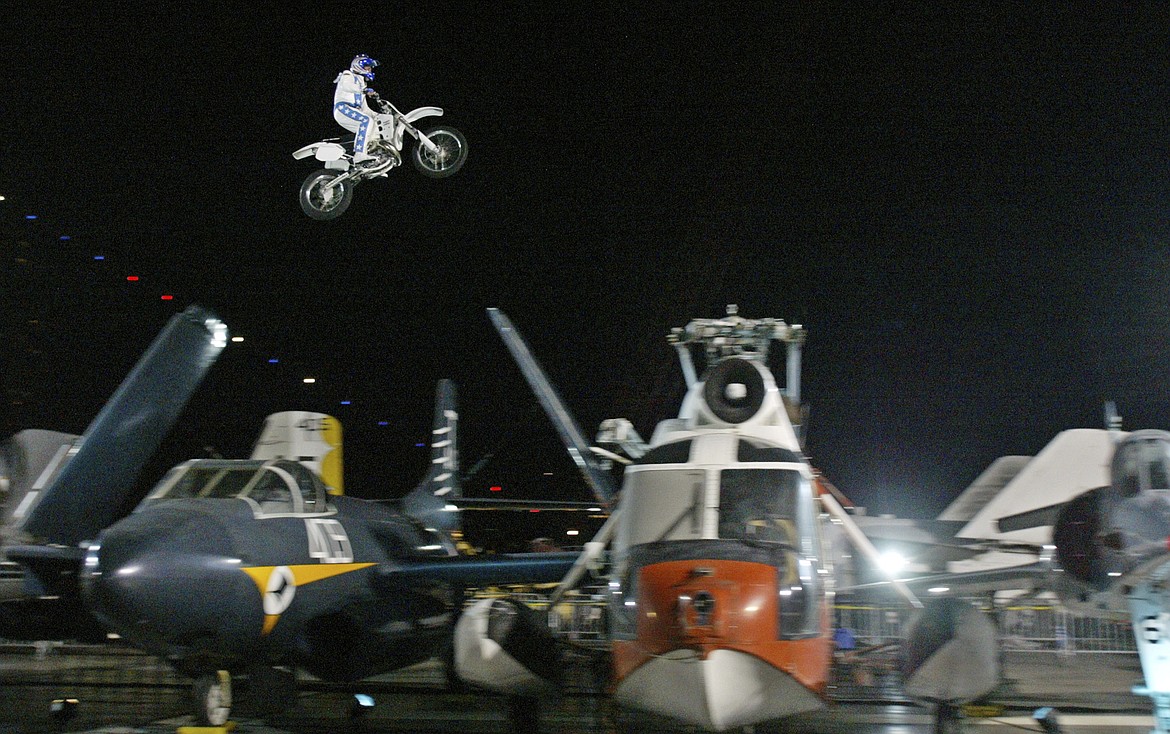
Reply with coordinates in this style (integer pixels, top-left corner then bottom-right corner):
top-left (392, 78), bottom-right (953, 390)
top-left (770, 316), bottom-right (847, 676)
top-left (82, 506), bottom-right (260, 653)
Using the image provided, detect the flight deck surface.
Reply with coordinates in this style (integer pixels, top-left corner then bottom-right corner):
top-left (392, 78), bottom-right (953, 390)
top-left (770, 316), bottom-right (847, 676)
top-left (0, 645), bottom-right (1154, 733)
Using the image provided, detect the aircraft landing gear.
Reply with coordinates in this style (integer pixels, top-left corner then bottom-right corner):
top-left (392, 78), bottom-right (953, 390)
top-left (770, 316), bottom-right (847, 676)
top-left (933, 702), bottom-right (964, 734)
top-left (192, 670), bottom-right (232, 727)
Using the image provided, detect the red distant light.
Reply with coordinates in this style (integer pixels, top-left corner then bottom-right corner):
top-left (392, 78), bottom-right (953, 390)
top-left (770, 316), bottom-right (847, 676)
top-left (160, 294), bottom-right (173, 301)
top-left (489, 485), bottom-right (502, 492)
top-left (126, 276), bottom-right (139, 281)
top-left (529, 509), bottom-right (540, 513)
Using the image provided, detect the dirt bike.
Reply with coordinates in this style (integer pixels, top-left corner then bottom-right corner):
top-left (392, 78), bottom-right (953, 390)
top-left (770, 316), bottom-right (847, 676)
top-left (292, 97), bottom-right (468, 220)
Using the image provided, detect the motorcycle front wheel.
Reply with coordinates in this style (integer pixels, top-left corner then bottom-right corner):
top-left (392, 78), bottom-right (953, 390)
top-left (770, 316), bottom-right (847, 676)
top-left (299, 169), bottom-right (354, 220)
top-left (412, 127), bottom-right (468, 178)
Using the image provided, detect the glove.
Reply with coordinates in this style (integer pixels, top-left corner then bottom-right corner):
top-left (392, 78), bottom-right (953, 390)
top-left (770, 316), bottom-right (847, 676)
top-left (365, 89), bottom-right (380, 99)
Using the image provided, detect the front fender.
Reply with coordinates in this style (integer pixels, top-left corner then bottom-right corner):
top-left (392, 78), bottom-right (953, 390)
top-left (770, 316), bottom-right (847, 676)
top-left (402, 106), bottom-right (444, 124)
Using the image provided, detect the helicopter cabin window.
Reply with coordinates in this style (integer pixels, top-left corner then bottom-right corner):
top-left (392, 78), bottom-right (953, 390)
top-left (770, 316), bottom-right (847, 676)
top-left (736, 442), bottom-right (801, 464)
top-left (638, 440), bottom-right (693, 465)
top-left (623, 468), bottom-right (706, 546)
top-left (718, 469), bottom-right (800, 545)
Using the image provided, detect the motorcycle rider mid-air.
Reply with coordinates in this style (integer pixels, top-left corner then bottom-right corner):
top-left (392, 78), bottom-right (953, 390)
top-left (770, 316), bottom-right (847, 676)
top-left (333, 54), bottom-right (383, 165)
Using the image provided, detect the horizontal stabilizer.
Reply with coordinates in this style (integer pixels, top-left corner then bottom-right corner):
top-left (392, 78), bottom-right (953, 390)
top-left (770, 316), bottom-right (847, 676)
top-left (17, 306), bottom-right (228, 546)
top-left (374, 552), bottom-right (579, 590)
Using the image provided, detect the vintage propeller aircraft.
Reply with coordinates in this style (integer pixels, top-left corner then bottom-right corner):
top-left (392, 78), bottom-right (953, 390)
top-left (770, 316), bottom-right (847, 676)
top-left (453, 306), bottom-right (1001, 732)
top-left (0, 305), bottom-right (228, 641)
top-left (79, 377), bottom-right (581, 726)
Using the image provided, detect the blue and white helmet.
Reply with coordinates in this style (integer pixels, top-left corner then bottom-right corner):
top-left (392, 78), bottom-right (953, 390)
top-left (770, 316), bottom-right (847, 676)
top-left (350, 54), bottom-right (379, 82)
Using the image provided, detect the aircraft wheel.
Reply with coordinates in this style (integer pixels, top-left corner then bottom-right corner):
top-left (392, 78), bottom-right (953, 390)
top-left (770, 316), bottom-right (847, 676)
top-left (193, 670), bottom-right (232, 726)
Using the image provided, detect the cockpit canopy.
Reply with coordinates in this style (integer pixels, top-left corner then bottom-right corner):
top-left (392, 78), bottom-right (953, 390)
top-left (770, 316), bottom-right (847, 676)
top-left (1112, 430), bottom-right (1170, 496)
top-left (141, 459), bottom-right (332, 517)
top-left (617, 435), bottom-right (815, 554)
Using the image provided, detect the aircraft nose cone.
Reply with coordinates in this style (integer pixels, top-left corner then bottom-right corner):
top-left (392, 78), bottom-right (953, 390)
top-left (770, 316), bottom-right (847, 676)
top-left (82, 506), bottom-right (259, 655)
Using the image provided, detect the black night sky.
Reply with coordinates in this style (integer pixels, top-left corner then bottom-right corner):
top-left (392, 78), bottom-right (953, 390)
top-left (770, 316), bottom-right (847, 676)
top-left (3, 4), bottom-right (1170, 545)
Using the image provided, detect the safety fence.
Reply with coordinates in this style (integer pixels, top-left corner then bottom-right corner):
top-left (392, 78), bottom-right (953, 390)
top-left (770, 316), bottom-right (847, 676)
top-left (515, 590), bottom-right (1140, 654)
top-left (834, 601), bottom-right (1137, 654)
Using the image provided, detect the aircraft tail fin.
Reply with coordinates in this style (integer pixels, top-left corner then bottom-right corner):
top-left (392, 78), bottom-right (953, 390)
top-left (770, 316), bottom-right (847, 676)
top-left (14, 306), bottom-right (228, 547)
top-left (250, 412), bottom-right (344, 495)
top-left (401, 379), bottom-right (461, 538)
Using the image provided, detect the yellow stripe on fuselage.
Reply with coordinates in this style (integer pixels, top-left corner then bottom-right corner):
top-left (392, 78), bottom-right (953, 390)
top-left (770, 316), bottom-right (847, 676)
top-left (241, 563), bottom-right (376, 635)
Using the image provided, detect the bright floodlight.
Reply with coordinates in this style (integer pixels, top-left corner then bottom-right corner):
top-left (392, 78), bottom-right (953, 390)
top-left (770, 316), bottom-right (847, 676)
top-left (877, 550), bottom-right (907, 576)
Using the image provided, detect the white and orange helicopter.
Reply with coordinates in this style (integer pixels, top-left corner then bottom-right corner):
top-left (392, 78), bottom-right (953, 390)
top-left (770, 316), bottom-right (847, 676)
top-left (453, 306), bottom-right (1000, 732)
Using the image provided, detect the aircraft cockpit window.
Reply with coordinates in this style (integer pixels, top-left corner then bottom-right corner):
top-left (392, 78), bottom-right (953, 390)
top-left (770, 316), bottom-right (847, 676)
top-left (1151, 458), bottom-right (1170, 491)
top-left (274, 460), bottom-right (329, 513)
top-left (624, 469), bottom-right (706, 545)
top-left (156, 467), bottom-right (254, 501)
top-left (203, 469), bottom-right (257, 499)
top-left (718, 469), bottom-right (801, 545)
top-left (161, 468), bottom-right (222, 500)
top-left (736, 441), bottom-right (801, 464)
top-left (245, 471), bottom-right (295, 513)
top-left (1115, 437), bottom-right (1170, 496)
top-left (637, 441), bottom-right (693, 465)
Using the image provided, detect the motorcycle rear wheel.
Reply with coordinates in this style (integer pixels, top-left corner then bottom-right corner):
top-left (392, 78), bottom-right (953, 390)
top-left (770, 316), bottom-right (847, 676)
top-left (299, 169), bottom-right (354, 220)
top-left (412, 127), bottom-right (468, 178)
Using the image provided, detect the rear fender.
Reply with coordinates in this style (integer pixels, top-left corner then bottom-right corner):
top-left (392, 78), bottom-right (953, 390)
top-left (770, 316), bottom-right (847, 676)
top-left (292, 142), bottom-right (347, 162)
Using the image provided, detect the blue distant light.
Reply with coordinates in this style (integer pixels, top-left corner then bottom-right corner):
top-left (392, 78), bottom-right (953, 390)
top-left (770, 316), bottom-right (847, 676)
top-left (25, 215), bottom-right (37, 220)
top-left (267, 358), bottom-right (279, 364)
top-left (59, 235), bottom-right (71, 241)
top-left (93, 255), bottom-right (105, 261)
top-left (377, 421), bottom-right (389, 426)
top-left (340, 400), bottom-right (351, 405)
top-left (415, 442), bottom-right (426, 448)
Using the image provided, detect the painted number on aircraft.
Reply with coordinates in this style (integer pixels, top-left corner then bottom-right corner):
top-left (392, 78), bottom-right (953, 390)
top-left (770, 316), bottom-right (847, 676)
top-left (297, 418), bottom-right (328, 432)
top-left (305, 519), bottom-right (353, 563)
